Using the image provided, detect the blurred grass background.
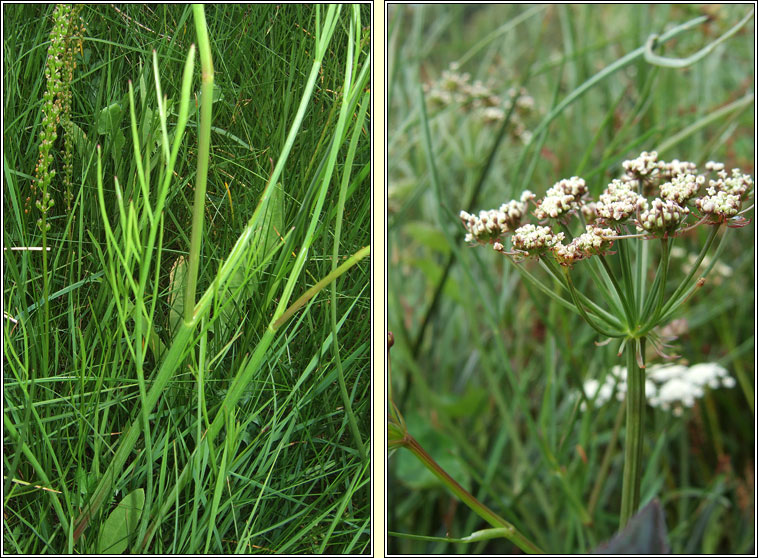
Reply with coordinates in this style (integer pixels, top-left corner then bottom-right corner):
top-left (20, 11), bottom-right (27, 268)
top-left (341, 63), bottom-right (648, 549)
top-left (387, 4), bottom-right (754, 554)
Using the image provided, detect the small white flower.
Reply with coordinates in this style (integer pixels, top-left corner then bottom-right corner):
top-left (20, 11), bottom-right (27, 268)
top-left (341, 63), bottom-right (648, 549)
top-left (686, 363), bottom-right (730, 389)
top-left (574, 225), bottom-right (615, 251)
top-left (460, 194), bottom-right (534, 244)
top-left (579, 378), bottom-right (616, 410)
top-left (705, 161), bottom-right (725, 172)
top-left (553, 225), bottom-right (616, 266)
top-left (647, 364), bottom-right (689, 383)
top-left (479, 106), bottom-right (505, 123)
top-left (659, 159), bottom-right (698, 181)
top-left (655, 378), bottom-right (703, 408)
top-left (695, 190), bottom-right (742, 218)
top-left (515, 94), bottom-right (535, 111)
top-left (577, 361), bottom-right (735, 415)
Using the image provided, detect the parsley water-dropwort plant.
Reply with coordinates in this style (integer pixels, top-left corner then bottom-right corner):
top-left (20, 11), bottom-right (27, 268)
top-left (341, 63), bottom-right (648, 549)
top-left (388, 4), bottom-right (752, 554)
top-left (459, 151), bottom-right (753, 529)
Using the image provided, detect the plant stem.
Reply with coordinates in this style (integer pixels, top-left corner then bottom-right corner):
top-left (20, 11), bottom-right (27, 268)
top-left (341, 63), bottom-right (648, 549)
top-left (402, 434), bottom-right (544, 554)
top-left (273, 245), bottom-right (370, 330)
top-left (185, 4), bottom-right (214, 322)
top-left (619, 336), bottom-right (646, 528)
top-left (587, 401), bottom-right (626, 521)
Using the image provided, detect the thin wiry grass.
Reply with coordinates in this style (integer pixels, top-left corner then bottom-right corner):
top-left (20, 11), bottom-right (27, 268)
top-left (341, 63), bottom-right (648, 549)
top-left (3, 4), bottom-right (370, 554)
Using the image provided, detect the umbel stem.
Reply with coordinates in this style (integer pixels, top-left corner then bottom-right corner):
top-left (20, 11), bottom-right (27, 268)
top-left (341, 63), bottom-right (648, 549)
top-left (619, 336), bottom-right (647, 528)
top-left (401, 433), bottom-right (544, 554)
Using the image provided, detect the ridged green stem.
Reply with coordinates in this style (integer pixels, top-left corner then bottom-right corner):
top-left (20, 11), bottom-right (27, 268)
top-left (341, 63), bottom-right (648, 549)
top-left (619, 336), bottom-right (646, 528)
top-left (184, 4), bottom-right (214, 322)
top-left (587, 402), bottom-right (626, 519)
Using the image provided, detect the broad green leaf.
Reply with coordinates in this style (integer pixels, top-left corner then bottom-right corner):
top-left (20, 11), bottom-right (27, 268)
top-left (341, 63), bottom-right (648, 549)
top-left (97, 102), bottom-right (123, 136)
top-left (75, 465), bottom-right (88, 495)
top-left (409, 256), bottom-right (465, 306)
top-left (219, 264), bottom-right (247, 331)
top-left (122, 299), bottom-right (166, 360)
top-left (97, 488), bottom-right (145, 554)
top-left (141, 106), bottom-right (155, 145)
top-left (168, 255), bottom-right (188, 335)
top-left (112, 130), bottom-right (126, 161)
top-left (138, 62), bottom-right (147, 108)
top-left (197, 85), bottom-right (222, 104)
top-left (437, 386), bottom-right (488, 418)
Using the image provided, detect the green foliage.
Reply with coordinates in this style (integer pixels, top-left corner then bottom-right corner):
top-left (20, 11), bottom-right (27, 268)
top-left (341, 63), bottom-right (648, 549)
top-left (3, 4), bottom-right (370, 554)
top-left (394, 411), bottom-right (472, 491)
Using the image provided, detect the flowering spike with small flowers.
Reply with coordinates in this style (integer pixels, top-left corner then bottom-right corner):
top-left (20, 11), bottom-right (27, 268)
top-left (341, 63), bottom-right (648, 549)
top-left (458, 151), bottom-right (753, 528)
top-left (31, 4), bottom-right (85, 231)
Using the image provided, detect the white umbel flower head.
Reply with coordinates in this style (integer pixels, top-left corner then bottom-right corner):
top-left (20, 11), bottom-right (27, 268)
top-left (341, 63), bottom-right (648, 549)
top-left (652, 378), bottom-right (703, 413)
top-left (512, 224), bottom-right (564, 253)
top-left (579, 362), bottom-right (736, 416)
top-left (534, 176), bottom-right (587, 220)
top-left (660, 173), bottom-right (704, 205)
top-left (459, 191), bottom-right (535, 244)
top-left (596, 179), bottom-right (647, 223)
top-left (659, 159), bottom-right (698, 181)
top-left (553, 225), bottom-right (616, 266)
top-left (622, 150), bottom-right (661, 179)
top-left (638, 198), bottom-right (689, 235)
top-left (695, 190), bottom-right (742, 218)
top-left (704, 161), bottom-right (725, 172)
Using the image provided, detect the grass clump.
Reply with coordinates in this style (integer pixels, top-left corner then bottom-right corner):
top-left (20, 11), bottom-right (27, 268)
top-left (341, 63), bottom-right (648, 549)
top-left (3, 4), bottom-right (370, 554)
